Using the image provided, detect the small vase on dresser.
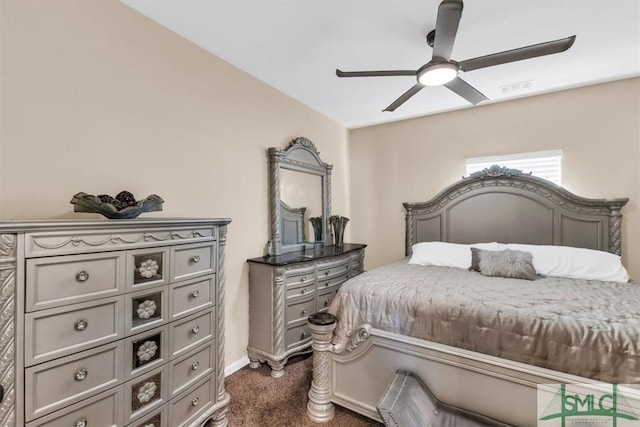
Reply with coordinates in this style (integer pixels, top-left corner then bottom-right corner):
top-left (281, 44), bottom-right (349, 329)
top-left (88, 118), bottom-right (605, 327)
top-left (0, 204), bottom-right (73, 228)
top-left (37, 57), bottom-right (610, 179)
top-left (246, 243), bottom-right (366, 377)
top-left (0, 218), bottom-right (231, 427)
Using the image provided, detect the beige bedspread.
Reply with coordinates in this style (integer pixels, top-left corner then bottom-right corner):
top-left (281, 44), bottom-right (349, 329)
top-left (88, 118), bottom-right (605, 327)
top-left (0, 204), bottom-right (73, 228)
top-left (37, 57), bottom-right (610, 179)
top-left (329, 259), bottom-right (640, 384)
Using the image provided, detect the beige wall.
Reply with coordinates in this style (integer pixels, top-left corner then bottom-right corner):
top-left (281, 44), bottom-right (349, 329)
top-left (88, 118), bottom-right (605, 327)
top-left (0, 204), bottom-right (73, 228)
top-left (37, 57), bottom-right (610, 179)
top-left (0, 1), bottom-right (349, 367)
top-left (350, 78), bottom-right (640, 280)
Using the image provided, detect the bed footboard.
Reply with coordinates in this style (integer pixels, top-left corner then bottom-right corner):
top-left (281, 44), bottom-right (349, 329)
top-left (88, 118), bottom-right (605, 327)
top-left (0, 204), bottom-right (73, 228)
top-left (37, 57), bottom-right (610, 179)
top-left (306, 314), bottom-right (640, 426)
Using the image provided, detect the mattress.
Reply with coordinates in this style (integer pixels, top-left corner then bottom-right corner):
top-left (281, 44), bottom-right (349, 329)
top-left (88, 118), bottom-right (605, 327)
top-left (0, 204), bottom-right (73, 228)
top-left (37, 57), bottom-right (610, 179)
top-left (329, 259), bottom-right (640, 384)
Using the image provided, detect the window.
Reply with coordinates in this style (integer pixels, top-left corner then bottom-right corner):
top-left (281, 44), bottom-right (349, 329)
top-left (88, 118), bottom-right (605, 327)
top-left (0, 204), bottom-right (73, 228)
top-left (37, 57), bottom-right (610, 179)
top-left (466, 150), bottom-right (563, 185)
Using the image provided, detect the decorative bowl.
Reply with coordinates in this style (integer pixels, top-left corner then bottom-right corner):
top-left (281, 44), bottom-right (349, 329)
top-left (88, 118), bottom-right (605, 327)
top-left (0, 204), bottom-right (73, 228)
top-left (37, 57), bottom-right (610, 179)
top-left (70, 191), bottom-right (164, 219)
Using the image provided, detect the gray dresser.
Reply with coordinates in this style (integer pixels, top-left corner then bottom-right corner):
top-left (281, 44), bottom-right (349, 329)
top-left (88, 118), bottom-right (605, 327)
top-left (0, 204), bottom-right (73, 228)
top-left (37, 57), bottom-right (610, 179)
top-left (246, 244), bottom-right (366, 377)
top-left (0, 219), bottom-right (231, 427)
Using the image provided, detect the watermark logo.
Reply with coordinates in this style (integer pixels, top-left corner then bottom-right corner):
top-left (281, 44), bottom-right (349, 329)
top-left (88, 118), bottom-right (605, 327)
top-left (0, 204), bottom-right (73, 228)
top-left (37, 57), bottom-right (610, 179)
top-left (538, 384), bottom-right (640, 427)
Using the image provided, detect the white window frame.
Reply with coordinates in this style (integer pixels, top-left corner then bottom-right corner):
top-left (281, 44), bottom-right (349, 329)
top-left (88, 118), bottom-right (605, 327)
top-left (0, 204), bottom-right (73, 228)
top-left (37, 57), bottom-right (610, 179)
top-left (466, 150), bottom-right (563, 186)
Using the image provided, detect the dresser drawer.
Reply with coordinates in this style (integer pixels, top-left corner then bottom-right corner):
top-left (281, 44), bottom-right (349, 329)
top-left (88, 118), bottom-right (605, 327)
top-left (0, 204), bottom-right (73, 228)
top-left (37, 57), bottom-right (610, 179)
top-left (285, 283), bottom-right (315, 300)
top-left (126, 247), bottom-right (170, 292)
top-left (125, 325), bottom-right (168, 381)
top-left (283, 266), bottom-right (315, 286)
top-left (169, 341), bottom-right (215, 398)
top-left (169, 275), bottom-right (215, 321)
top-left (169, 308), bottom-right (215, 359)
top-left (168, 376), bottom-right (215, 427)
top-left (317, 273), bottom-right (349, 292)
top-left (317, 257), bottom-right (350, 279)
top-left (26, 385), bottom-right (124, 427)
top-left (124, 365), bottom-right (167, 424)
top-left (317, 289), bottom-right (336, 312)
top-left (25, 341), bottom-right (124, 422)
top-left (25, 295), bottom-right (125, 366)
top-left (125, 287), bottom-right (168, 337)
top-left (171, 242), bottom-right (216, 282)
top-left (285, 323), bottom-right (311, 349)
top-left (26, 252), bottom-right (125, 312)
top-left (127, 405), bottom-right (167, 427)
top-left (285, 296), bottom-right (315, 325)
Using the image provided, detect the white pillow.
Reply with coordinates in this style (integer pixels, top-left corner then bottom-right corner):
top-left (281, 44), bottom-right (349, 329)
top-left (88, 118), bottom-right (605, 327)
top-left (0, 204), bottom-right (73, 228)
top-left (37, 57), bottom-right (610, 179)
top-left (409, 241), bottom-right (504, 269)
top-left (507, 244), bottom-right (629, 283)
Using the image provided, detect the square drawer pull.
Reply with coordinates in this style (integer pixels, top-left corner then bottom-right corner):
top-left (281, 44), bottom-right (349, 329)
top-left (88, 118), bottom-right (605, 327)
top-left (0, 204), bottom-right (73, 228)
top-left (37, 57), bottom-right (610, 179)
top-left (74, 319), bottom-right (88, 331)
top-left (74, 368), bottom-right (88, 381)
top-left (191, 397), bottom-right (200, 407)
top-left (75, 418), bottom-right (87, 427)
top-left (75, 271), bottom-right (90, 282)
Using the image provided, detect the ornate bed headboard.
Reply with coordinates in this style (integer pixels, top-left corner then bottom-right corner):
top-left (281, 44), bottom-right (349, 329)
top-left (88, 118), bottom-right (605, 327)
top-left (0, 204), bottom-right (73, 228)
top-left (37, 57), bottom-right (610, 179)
top-left (404, 166), bottom-right (629, 257)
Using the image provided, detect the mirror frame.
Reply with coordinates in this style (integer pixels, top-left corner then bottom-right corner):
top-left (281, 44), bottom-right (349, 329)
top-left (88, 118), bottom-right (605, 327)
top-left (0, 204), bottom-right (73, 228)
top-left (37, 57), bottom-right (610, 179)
top-left (267, 137), bottom-right (332, 255)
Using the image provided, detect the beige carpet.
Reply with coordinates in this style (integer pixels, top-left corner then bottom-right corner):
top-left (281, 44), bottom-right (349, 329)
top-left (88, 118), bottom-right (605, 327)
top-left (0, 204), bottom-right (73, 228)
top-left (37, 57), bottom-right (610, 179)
top-left (225, 354), bottom-right (382, 426)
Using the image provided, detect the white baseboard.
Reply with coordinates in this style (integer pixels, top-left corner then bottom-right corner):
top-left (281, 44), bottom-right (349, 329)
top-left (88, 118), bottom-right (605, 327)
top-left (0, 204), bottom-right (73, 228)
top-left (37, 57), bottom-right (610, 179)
top-left (225, 355), bottom-right (250, 377)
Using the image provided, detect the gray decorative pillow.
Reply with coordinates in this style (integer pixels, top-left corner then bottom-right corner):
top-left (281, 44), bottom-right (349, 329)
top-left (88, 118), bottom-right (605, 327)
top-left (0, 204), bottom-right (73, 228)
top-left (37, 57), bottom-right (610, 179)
top-left (477, 249), bottom-right (536, 280)
top-left (469, 247), bottom-right (482, 272)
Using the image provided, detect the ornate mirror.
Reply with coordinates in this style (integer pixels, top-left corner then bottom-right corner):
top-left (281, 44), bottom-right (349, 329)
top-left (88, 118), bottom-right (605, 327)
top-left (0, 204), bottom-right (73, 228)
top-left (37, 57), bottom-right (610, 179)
top-left (267, 137), bottom-right (332, 255)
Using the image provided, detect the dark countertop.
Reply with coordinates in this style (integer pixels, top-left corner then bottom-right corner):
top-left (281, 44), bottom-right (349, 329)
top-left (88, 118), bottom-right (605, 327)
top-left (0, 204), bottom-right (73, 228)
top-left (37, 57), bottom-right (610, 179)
top-left (247, 243), bottom-right (366, 266)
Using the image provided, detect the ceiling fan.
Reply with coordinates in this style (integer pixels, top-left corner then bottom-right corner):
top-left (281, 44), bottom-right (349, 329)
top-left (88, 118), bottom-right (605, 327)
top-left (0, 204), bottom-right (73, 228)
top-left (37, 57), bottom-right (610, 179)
top-left (336, 0), bottom-right (576, 112)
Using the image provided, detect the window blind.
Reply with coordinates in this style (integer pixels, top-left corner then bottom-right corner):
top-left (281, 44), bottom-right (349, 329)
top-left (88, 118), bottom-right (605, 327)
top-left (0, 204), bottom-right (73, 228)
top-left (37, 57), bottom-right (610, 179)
top-left (466, 150), bottom-right (563, 185)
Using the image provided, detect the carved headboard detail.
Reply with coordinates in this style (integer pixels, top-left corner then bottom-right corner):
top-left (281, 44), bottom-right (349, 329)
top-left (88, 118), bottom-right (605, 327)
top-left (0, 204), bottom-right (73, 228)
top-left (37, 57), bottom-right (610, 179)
top-left (403, 166), bottom-right (629, 257)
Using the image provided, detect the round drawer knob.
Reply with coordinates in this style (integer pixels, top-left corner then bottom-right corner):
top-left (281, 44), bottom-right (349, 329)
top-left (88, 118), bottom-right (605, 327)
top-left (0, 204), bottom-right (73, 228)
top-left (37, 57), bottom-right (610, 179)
top-left (324, 300), bottom-right (330, 307)
top-left (325, 271), bottom-right (329, 276)
top-left (192, 361), bottom-right (200, 371)
top-left (301, 331), bottom-right (307, 339)
top-left (191, 255), bottom-right (201, 263)
top-left (300, 289), bottom-right (306, 294)
top-left (75, 419), bottom-right (87, 427)
top-left (325, 283), bottom-right (329, 287)
top-left (191, 290), bottom-right (200, 298)
top-left (300, 277), bottom-right (306, 282)
top-left (76, 271), bottom-right (89, 282)
top-left (74, 319), bottom-right (88, 331)
top-left (192, 325), bottom-right (200, 334)
top-left (191, 397), bottom-right (200, 407)
top-left (302, 309), bottom-right (307, 315)
top-left (74, 368), bottom-right (88, 381)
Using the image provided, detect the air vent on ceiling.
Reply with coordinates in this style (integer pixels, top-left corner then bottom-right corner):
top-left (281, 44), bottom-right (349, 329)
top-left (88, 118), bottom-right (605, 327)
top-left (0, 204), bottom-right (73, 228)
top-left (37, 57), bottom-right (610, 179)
top-left (499, 79), bottom-right (535, 94)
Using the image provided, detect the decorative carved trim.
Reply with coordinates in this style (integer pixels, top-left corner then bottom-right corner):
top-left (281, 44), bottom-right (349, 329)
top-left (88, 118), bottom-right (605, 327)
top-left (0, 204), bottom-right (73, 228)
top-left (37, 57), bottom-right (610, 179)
top-left (287, 136), bottom-right (321, 156)
top-left (216, 225), bottom-right (228, 406)
top-left (280, 157), bottom-right (328, 174)
top-left (608, 206), bottom-right (624, 256)
top-left (272, 267), bottom-right (286, 356)
top-left (405, 208), bottom-right (414, 257)
top-left (466, 165), bottom-right (531, 179)
top-left (0, 234), bottom-right (16, 427)
top-left (29, 228), bottom-right (215, 255)
top-left (333, 324), bottom-right (372, 355)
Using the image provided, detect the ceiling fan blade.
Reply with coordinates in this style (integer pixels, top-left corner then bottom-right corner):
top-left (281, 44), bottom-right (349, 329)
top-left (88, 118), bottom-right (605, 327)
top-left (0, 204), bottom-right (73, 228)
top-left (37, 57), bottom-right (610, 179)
top-left (459, 35), bottom-right (576, 72)
top-left (383, 84), bottom-right (424, 112)
top-left (444, 77), bottom-right (488, 105)
top-left (432, 0), bottom-right (464, 61)
top-left (336, 69), bottom-right (416, 78)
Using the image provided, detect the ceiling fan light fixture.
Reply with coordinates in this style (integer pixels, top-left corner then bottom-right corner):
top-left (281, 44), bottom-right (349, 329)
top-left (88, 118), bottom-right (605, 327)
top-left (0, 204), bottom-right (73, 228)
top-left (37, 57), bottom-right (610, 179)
top-left (417, 62), bottom-right (458, 86)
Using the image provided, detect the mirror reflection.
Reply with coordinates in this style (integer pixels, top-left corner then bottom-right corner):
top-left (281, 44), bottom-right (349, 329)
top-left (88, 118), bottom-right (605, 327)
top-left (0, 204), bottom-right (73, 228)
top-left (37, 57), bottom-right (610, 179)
top-left (280, 168), bottom-right (322, 245)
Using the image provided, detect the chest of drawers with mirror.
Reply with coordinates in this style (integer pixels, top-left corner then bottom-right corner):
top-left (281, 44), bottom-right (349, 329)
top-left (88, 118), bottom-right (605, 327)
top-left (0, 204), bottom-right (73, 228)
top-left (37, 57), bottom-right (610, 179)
top-left (247, 137), bottom-right (366, 377)
top-left (0, 218), bottom-right (230, 427)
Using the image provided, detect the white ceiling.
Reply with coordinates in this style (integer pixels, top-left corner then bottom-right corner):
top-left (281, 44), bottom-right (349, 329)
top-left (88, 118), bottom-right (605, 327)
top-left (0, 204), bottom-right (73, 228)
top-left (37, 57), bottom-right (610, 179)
top-left (123, 1), bottom-right (640, 129)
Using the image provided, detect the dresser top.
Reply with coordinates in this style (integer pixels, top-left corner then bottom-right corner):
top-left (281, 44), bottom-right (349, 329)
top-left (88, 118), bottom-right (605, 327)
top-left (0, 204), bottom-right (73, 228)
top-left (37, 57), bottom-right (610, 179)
top-left (0, 218), bottom-right (232, 232)
top-left (247, 243), bottom-right (366, 266)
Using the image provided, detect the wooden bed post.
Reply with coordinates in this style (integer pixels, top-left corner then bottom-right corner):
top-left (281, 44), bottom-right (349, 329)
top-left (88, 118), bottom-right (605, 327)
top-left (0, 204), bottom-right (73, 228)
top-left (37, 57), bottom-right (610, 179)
top-left (307, 313), bottom-right (337, 423)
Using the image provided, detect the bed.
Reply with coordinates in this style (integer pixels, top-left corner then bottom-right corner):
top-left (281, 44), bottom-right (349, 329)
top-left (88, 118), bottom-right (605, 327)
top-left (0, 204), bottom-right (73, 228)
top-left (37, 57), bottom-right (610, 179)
top-left (305, 166), bottom-right (638, 426)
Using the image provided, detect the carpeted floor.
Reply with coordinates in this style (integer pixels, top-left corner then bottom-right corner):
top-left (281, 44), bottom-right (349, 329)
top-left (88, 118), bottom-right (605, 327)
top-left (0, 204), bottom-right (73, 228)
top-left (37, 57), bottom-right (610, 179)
top-left (225, 354), bottom-right (382, 426)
